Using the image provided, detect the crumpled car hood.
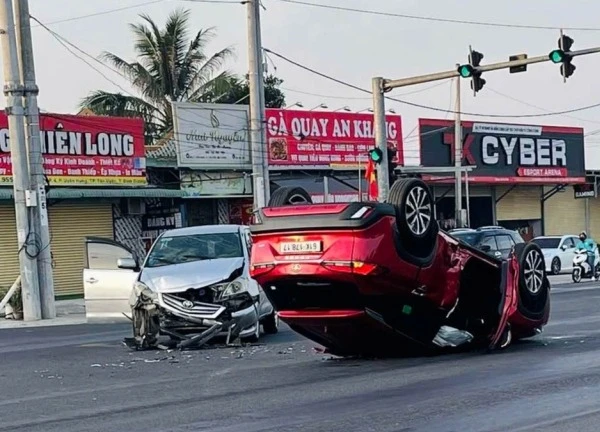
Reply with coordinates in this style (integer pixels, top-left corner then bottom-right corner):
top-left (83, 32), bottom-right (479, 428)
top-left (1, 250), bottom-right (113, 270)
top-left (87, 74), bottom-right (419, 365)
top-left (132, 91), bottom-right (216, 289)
top-left (139, 257), bottom-right (244, 293)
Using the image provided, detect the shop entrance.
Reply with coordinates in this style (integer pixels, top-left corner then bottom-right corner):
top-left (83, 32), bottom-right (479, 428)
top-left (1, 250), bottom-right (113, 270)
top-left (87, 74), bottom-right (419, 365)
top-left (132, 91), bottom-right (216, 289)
top-left (436, 196), bottom-right (494, 230)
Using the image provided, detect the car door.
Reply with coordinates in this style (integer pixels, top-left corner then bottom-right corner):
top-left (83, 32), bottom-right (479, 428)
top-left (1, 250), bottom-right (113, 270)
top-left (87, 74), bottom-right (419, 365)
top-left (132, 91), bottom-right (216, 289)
top-left (243, 227), bottom-right (273, 319)
top-left (83, 237), bottom-right (140, 323)
top-left (560, 237), bottom-right (577, 270)
top-left (495, 234), bottom-right (516, 260)
top-left (479, 235), bottom-right (501, 259)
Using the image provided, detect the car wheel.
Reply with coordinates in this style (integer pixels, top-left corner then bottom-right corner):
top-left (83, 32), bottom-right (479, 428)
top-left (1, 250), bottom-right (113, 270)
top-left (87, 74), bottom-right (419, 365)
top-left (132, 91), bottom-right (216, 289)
top-left (262, 311), bottom-right (279, 334)
top-left (551, 257), bottom-right (561, 275)
top-left (514, 242), bottom-right (549, 320)
top-left (387, 178), bottom-right (438, 261)
top-left (269, 186), bottom-right (313, 207)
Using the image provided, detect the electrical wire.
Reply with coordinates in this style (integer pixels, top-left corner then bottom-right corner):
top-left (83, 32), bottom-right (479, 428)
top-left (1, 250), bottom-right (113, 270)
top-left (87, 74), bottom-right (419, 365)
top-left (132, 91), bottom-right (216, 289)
top-left (263, 48), bottom-right (600, 118)
top-left (272, 0), bottom-right (600, 32)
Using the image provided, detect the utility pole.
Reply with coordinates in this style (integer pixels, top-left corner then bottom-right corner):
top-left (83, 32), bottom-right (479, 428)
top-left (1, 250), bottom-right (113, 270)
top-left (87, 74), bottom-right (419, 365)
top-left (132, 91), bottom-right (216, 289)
top-left (15, 0), bottom-right (55, 319)
top-left (246, 0), bottom-right (266, 209)
top-left (453, 73), bottom-right (463, 228)
top-left (253, 0), bottom-right (270, 205)
top-left (0, 0), bottom-right (41, 321)
top-left (372, 77), bottom-right (389, 202)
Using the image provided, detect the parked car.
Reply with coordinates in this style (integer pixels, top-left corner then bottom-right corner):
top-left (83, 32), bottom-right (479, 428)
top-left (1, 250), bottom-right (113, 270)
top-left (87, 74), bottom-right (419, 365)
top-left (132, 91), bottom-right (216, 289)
top-left (249, 180), bottom-right (550, 357)
top-left (449, 226), bottom-right (525, 260)
top-left (531, 235), bottom-right (579, 275)
top-left (83, 224), bottom-right (278, 349)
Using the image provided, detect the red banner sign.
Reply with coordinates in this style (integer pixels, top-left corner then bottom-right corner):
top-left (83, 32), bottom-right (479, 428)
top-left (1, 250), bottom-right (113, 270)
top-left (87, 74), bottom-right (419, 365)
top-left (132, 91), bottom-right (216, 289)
top-left (0, 113), bottom-right (146, 186)
top-left (265, 109), bottom-right (403, 168)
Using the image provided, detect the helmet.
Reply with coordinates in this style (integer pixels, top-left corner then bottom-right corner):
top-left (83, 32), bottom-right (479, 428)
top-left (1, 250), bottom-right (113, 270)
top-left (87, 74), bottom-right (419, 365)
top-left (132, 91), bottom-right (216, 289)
top-left (580, 231), bottom-right (587, 239)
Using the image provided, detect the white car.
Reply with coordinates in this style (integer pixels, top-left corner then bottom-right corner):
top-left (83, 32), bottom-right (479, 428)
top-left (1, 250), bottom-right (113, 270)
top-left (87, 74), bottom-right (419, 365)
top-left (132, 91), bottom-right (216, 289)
top-left (83, 224), bottom-right (278, 349)
top-left (531, 235), bottom-right (579, 275)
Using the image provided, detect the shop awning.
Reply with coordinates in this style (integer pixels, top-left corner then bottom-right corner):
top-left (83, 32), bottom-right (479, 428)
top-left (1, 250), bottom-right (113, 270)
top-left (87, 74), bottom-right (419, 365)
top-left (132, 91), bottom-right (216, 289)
top-left (0, 187), bottom-right (183, 200)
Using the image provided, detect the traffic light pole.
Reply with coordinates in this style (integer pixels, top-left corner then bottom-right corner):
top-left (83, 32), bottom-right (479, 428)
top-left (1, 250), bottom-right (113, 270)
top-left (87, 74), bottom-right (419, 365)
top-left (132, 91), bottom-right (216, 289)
top-left (453, 73), bottom-right (463, 227)
top-left (372, 43), bottom-right (600, 200)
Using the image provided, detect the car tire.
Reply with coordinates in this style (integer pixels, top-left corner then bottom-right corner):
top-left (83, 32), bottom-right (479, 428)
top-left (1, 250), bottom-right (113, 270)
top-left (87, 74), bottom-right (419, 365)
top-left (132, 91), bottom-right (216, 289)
top-left (262, 311), bottom-right (279, 334)
top-left (269, 186), bottom-right (313, 206)
top-left (514, 242), bottom-right (549, 320)
top-left (551, 257), bottom-right (561, 275)
top-left (387, 178), bottom-right (438, 262)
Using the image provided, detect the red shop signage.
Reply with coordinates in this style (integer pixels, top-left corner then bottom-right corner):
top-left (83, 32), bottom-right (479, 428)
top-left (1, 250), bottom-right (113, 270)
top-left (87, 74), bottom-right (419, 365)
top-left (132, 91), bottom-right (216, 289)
top-left (265, 108), bottom-right (404, 168)
top-left (0, 112), bottom-right (146, 186)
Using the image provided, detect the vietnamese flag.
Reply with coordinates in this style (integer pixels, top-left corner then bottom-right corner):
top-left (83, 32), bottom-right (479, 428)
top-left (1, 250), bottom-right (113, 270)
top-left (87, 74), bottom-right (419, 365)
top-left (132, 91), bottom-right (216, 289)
top-left (365, 159), bottom-right (378, 200)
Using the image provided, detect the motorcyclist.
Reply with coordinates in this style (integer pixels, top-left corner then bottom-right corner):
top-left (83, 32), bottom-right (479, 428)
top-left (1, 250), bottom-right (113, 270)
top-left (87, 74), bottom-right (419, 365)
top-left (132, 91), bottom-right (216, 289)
top-left (576, 231), bottom-right (596, 280)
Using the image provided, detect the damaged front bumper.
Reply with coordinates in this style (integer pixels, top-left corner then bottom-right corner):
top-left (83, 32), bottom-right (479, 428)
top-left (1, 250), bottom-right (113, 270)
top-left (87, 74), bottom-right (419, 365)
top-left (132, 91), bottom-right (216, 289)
top-left (125, 285), bottom-right (259, 350)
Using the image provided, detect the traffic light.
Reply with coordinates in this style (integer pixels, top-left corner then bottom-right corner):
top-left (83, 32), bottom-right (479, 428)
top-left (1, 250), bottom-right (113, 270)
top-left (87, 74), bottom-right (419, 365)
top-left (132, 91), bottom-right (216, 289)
top-left (549, 33), bottom-right (575, 79)
top-left (457, 46), bottom-right (486, 96)
top-left (368, 148), bottom-right (383, 164)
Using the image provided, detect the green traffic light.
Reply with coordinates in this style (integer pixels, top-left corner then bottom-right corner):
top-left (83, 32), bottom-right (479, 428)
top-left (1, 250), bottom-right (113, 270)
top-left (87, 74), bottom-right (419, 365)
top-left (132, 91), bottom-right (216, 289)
top-left (549, 50), bottom-right (565, 63)
top-left (457, 65), bottom-right (473, 78)
top-left (369, 149), bottom-right (382, 162)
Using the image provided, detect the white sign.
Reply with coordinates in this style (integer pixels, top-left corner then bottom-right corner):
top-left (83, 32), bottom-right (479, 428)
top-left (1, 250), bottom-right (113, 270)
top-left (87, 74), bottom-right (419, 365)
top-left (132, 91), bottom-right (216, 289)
top-left (181, 171), bottom-right (253, 197)
top-left (472, 123), bottom-right (542, 136)
top-left (172, 102), bottom-right (251, 169)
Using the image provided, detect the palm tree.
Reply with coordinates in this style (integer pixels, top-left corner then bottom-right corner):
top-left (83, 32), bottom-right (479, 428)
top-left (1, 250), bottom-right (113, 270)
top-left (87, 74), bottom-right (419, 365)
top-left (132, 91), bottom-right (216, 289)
top-left (80, 8), bottom-right (235, 144)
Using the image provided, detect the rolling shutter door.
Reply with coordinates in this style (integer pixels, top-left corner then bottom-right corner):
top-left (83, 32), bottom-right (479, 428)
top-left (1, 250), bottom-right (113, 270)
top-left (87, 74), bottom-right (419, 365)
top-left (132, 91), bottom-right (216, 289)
top-left (496, 186), bottom-right (542, 221)
top-left (589, 198), bottom-right (600, 238)
top-left (544, 186), bottom-right (585, 236)
top-left (0, 205), bottom-right (19, 290)
top-left (49, 203), bottom-right (114, 297)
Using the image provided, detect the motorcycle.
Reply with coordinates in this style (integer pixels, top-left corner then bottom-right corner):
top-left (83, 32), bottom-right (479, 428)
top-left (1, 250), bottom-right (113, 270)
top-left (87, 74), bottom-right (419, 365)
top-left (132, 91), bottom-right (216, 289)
top-left (572, 247), bottom-right (600, 283)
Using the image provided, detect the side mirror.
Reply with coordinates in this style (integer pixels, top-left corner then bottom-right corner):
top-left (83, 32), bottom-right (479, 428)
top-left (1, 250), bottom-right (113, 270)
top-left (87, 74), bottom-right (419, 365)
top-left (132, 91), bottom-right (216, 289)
top-left (560, 245), bottom-right (567, 251)
top-left (117, 257), bottom-right (138, 270)
top-left (480, 245), bottom-right (492, 252)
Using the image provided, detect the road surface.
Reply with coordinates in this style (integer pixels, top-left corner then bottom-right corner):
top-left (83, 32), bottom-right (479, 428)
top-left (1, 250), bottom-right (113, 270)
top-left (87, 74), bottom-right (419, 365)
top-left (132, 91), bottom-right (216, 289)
top-left (1, 280), bottom-right (600, 432)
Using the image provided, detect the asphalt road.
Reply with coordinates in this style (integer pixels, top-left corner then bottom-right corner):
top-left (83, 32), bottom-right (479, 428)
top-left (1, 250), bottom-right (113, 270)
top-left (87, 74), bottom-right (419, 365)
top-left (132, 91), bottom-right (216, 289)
top-left (2, 281), bottom-right (600, 432)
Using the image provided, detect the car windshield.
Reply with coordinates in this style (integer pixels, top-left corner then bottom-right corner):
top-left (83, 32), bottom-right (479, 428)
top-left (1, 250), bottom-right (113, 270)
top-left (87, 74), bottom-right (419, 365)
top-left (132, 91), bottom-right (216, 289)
top-left (531, 238), bottom-right (561, 249)
top-left (451, 232), bottom-right (481, 246)
top-left (145, 232), bottom-right (243, 267)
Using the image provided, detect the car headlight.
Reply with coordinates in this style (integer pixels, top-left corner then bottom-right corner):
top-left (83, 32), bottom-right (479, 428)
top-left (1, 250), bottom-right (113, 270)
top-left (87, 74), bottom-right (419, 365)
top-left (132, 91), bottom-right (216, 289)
top-left (131, 281), bottom-right (158, 303)
top-left (215, 278), bottom-right (248, 299)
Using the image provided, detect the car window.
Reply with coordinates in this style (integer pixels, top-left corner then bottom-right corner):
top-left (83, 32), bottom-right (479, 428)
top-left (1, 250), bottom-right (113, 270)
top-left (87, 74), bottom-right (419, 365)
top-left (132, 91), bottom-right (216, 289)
top-left (451, 232), bottom-right (481, 246)
top-left (563, 237), bottom-right (576, 248)
top-left (496, 235), bottom-right (514, 251)
top-left (531, 237), bottom-right (560, 249)
top-left (146, 232), bottom-right (243, 268)
top-left (511, 231), bottom-right (525, 244)
top-left (87, 242), bottom-right (134, 270)
top-left (480, 235), bottom-right (498, 250)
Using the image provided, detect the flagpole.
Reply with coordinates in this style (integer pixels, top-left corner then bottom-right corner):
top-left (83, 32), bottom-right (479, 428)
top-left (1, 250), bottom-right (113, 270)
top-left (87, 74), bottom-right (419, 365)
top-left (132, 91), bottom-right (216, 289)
top-left (358, 158), bottom-right (362, 201)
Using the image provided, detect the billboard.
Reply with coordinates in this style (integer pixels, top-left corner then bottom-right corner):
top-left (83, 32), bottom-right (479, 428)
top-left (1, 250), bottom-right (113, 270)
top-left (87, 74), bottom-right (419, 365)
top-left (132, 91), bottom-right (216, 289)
top-left (0, 113), bottom-right (146, 186)
top-left (265, 109), bottom-right (403, 168)
top-left (172, 102), bottom-right (251, 170)
top-left (419, 118), bottom-right (585, 184)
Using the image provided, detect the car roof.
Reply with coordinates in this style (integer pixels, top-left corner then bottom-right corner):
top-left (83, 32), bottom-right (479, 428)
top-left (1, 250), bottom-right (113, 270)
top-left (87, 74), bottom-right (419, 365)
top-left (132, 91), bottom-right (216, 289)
top-left (162, 224), bottom-right (246, 237)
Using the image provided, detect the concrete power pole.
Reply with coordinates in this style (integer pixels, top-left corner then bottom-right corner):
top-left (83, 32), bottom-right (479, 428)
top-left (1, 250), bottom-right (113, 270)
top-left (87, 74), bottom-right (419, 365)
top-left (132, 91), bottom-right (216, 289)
top-left (247, 0), bottom-right (267, 209)
top-left (453, 73), bottom-right (463, 228)
top-left (0, 0), bottom-right (41, 321)
top-left (15, 0), bottom-right (55, 319)
top-left (372, 77), bottom-right (390, 202)
top-left (253, 0), bottom-right (270, 205)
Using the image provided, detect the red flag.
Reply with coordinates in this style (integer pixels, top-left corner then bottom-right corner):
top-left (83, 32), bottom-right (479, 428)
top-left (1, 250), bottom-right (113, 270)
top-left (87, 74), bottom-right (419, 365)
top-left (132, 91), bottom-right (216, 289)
top-left (365, 159), bottom-right (378, 200)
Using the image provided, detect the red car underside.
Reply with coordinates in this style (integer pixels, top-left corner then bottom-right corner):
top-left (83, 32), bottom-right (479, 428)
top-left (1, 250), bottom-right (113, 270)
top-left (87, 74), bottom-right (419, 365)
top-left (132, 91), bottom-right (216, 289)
top-left (250, 202), bottom-right (545, 356)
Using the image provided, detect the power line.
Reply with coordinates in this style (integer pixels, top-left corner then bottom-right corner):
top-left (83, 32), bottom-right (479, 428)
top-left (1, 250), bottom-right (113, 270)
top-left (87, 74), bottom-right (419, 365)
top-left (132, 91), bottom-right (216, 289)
top-left (272, 0), bottom-right (600, 32)
top-left (35, 0), bottom-right (241, 26)
top-left (263, 47), bottom-right (600, 119)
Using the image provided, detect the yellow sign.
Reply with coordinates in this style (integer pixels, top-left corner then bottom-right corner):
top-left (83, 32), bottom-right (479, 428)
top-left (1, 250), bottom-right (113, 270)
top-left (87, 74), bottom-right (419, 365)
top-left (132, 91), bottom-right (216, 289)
top-left (0, 176), bottom-right (147, 186)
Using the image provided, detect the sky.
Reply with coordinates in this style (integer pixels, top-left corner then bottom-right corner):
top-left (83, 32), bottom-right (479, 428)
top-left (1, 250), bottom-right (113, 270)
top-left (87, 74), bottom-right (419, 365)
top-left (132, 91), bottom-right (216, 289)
top-left (17, 0), bottom-right (600, 165)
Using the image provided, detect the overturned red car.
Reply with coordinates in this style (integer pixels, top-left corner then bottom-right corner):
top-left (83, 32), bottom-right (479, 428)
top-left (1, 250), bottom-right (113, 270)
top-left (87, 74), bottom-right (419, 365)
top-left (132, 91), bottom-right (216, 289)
top-left (249, 179), bottom-right (550, 356)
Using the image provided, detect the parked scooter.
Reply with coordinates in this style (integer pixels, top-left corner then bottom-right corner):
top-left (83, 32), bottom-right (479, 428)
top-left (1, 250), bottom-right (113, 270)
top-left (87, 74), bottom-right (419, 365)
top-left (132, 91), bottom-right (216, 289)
top-left (572, 247), bottom-right (600, 283)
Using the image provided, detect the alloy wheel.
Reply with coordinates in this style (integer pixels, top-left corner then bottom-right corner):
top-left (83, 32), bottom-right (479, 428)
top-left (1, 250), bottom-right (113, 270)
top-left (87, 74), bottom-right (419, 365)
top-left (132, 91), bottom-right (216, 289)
top-left (405, 186), bottom-right (432, 236)
top-left (524, 249), bottom-right (544, 294)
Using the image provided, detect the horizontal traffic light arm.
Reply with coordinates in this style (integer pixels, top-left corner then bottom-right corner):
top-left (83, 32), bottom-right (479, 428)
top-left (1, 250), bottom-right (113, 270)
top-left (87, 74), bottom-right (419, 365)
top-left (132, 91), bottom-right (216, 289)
top-left (383, 46), bottom-right (600, 90)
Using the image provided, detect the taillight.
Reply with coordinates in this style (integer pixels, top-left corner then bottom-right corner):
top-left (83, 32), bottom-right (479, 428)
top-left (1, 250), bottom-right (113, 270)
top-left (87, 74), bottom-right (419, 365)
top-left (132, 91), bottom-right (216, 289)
top-left (251, 263), bottom-right (275, 276)
top-left (321, 261), bottom-right (385, 276)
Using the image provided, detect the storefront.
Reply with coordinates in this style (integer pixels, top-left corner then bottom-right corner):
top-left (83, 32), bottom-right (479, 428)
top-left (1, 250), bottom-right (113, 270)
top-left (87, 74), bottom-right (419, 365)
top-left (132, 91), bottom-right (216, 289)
top-left (418, 118), bottom-right (586, 237)
top-left (265, 107), bottom-right (404, 203)
top-left (0, 112), bottom-right (149, 297)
